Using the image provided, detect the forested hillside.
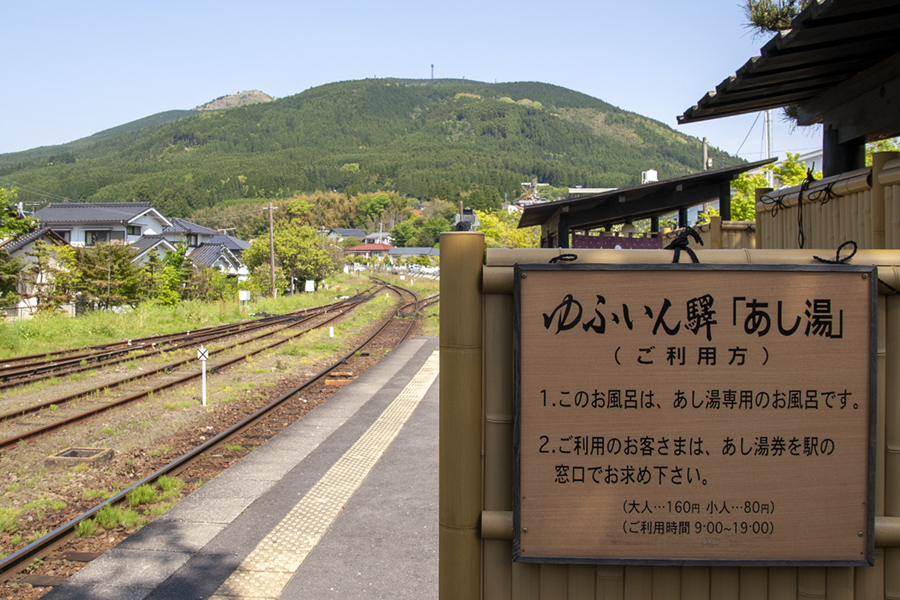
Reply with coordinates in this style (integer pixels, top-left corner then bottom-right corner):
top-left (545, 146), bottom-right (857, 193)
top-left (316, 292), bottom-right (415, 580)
top-left (0, 79), bottom-right (740, 219)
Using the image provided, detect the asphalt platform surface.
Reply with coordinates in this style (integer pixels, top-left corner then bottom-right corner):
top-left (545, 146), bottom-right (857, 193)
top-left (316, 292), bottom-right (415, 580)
top-left (42, 336), bottom-right (440, 600)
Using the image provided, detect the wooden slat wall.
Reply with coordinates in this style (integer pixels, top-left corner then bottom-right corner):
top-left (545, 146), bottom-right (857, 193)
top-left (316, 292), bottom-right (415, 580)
top-left (475, 249), bottom-right (900, 600)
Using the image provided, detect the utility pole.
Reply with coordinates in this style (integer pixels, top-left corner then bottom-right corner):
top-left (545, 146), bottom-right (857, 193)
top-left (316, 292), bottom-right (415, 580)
top-left (263, 203), bottom-right (279, 298)
top-left (702, 137), bottom-right (709, 171)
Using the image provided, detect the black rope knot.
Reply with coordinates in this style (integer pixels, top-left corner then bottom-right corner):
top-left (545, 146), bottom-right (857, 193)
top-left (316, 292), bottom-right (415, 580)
top-left (664, 226), bottom-right (703, 263)
top-left (813, 240), bottom-right (857, 264)
top-left (549, 253), bottom-right (578, 264)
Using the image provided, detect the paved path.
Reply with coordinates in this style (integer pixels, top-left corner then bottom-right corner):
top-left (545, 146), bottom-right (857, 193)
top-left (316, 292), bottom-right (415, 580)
top-left (42, 336), bottom-right (440, 600)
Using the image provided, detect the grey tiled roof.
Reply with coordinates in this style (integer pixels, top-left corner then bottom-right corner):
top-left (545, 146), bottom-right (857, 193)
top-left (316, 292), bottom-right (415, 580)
top-left (187, 243), bottom-right (241, 268)
top-left (163, 217), bottom-right (219, 236)
top-left (209, 234), bottom-right (250, 252)
top-left (34, 202), bottom-right (156, 224)
top-left (131, 235), bottom-right (175, 253)
top-left (331, 228), bottom-right (366, 238)
top-left (0, 228), bottom-right (67, 254)
top-left (387, 247), bottom-right (440, 257)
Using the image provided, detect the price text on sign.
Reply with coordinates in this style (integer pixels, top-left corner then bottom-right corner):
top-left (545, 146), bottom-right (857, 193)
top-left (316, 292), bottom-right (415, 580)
top-left (513, 264), bottom-right (875, 566)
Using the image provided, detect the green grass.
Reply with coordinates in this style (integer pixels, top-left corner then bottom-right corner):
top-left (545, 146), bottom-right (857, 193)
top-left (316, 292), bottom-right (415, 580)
top-left (75, 519), bottom-right (99, 537)
top-left (83, 488), bottom-right (112, 500)
top-left (0, 507), bottom-right (22, 532)
top-left (126, 484), bottom-right (157, 507)
top-left (0, 275), bottom-right (371, 360)
top-left (163, 401), bottom-right (195, 410)
top-left (94, 504), bottom-right (143, 530)
top-left (224, 443), bottom-right (243, 452)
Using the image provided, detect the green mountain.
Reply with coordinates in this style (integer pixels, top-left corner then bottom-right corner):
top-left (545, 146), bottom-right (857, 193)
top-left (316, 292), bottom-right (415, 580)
top-left (0, 79), bottom-right (740, 218)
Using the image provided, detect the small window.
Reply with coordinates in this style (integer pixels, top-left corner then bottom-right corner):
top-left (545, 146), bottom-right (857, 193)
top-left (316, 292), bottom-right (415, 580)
top-left (85, 231), bottom-right (109, 246)
top-left (127, 225), bottom-right (141, 236)
top-left (52, 230), bottom-right (70, 242)
top-left (187, 234), bottom-right (199, 247)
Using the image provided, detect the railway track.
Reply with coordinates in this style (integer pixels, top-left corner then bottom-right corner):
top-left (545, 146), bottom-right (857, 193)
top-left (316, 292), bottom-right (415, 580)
top-left (0, 289), bottom-right (377, 390)
top-left (0, 279), bottom-right (432, 586)
top-left (0, 293), bottom-right (372, 449)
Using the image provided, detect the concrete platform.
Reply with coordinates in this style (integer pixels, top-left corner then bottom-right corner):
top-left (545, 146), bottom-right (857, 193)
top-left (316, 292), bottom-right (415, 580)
top-left (42, 336), bottom-right (440, 600)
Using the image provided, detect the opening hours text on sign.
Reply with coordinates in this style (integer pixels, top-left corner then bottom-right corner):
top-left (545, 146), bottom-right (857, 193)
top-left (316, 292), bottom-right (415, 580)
top-left (513, 263), bottom-right (876, 567)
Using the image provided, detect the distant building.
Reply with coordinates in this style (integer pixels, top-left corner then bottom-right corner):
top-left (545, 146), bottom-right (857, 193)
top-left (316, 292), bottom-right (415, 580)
top-left (33, 202), bottom-right (171, 247)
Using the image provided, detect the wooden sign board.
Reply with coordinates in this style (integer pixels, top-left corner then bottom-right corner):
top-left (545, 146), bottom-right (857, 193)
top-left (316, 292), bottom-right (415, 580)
top-left (513, 264), bottom-right (876, 566)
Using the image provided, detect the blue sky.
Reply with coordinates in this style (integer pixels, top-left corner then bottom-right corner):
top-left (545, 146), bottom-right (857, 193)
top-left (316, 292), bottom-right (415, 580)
top-left (1, 0), bottom-right (823, 164)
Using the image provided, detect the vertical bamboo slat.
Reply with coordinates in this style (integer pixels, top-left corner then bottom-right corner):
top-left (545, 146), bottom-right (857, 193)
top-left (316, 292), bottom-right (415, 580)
top-left (439, 231), bottom-right (484, 600)
top-left (740, 567), bottom-right (769, 598)
top-left (567, 565), bottom-right (595, 600)
top-left (680, 567), bottom-right (710, 600)
top-left (709, 567), bottom-right (739, 600)
top-left (825, 567), bottom-right (853, 600)
top-left (596, 565), bottom-right (625, 600)
top-left (484, 293), bottom-right (514, 600)
top-left (512, 561), bottom-right (541, 600)
top-left (884, 294), bottom-right (900, 599)
top-left (650, 566), bottom-right (680, 600)
top-left (623, 566), bottom-right (653, 600)
top-left (797, 567), bottom-right (826, 599)
top-left (892, 184), bottom-right (900, 248)
top-left (539, 564), bottom-right (568, 600)
top-left (768, 567), bottom-right (798, 600)
top-left (854, 295), bottom-right (888, 599)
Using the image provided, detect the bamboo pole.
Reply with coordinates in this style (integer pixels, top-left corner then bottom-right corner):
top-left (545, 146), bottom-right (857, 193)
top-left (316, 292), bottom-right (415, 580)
top-left (540, 564), bottom-right (568, 600)
top-left (623, 566), bottom-right (652, 599)
top-left (885, 293), bottom-right (900, 599)
top-left (824, 567), bottom-right (853, 600)
top-left (710, 566), bottom-right (739, 600)
top-left (768, 567), bottom-right (797, 600)
top-left (796, 567), bottom-right (825, 599)
top-left (855, 295), bottom-right (888, 599)
top-left (568, 565), bottom-right (595, 600)
top-left (512, 561), bottom-right (541, 600)
top-left (740, 567), bottom-right (769, 598)
top-left (680, 567), bottom-right (710, 599)
top-left (596, 566), bottom-right (625, 600)
top-left (484, 292), bottom-right (514, 600)
top-left (440, 231), bottom-right (484, 600)
top-left (873, 153), bottom-right (899, 248)
top-left (651, 566), bottom-right (680, 600)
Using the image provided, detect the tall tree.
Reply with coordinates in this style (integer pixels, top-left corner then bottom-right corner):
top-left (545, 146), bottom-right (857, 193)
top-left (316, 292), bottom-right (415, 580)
top-left (76, 243), bottom-right (142, 310)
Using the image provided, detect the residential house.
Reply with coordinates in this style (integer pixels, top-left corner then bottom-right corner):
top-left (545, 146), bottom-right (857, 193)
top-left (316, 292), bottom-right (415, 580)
top-left (387, 247), bottom-right (440, 261)
top-left (363, 231), bottom-right (392, 245)
top-left (161, 217), bottom-right (219, 249)
top-left (209, 234), bottom-right (250, 259)
top-left (326, 228), bottom-right (367, 243)
top-left (33, 202), bottom-right (172, 247)
top-left (0, 227), bottom-right (71, 319)
top-left (129, 236), bottom-right (177, 266)
top-left (187, 243), bottom-right (248, 278)
top-left (344, 243), bottom-right (393, 259)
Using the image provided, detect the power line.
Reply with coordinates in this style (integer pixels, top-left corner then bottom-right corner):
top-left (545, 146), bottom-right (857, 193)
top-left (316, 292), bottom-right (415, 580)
top-left (733, 112), bottom-right (761, 159)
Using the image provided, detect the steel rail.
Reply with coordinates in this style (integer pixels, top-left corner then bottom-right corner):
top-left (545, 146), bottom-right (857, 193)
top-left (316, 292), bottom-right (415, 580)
top-left (0, 290), bottom-right (375, 379)
top-left (0, 302), bottom-right (367, 449)
top-left (0, 279), bottom-right (423, 583)
top-left (0, 296), bottom-right (371, 421)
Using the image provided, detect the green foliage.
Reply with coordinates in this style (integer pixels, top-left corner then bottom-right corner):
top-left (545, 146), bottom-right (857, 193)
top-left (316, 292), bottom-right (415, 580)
top-left (20, 241), bottom-right (79, 313)
top-left (867, 138), bottom-right (900, 166)
top-left (0, 187), bottom-right (36, 239)
top-left (75, 243), bottom-right (142, 311)
top-left (1, 80), bottom-right (734, 214)
top-left (475, 209), bottom-right (540, 248)
top-left (126, 485), bottom-right (158, 507)
top-left (743, 0), bottom-right (809, 34)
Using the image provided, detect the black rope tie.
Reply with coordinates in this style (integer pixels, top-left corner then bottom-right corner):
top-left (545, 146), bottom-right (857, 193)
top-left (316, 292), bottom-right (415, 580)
top-left (664, 226), bottom-right (703, 263)
top-left (549, 253), bottom-right (578, 264)
top-left (813, 240), bottom-right (857, 265)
